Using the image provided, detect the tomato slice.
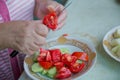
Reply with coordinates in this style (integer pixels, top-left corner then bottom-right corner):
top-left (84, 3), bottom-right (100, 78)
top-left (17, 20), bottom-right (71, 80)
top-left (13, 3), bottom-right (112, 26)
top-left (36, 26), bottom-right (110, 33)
top-left (54, 62), bottom-right (64, 70)
top-left (38, 48), bottom-right (51, 62)
top-left (49, 49), bottom-right (61, 62)
top-left (39, 61), bottom-right (53, 69)
top-left (43, 11), bottom-right (58, 30)
top-left (61, 54), bottom-right (77, 66)
top-left (55, 67), bottom-right (71, 79)
top-left (72, 52), bottom-right (89, 61)
top-left (69, 62), bottom-right (85, 73)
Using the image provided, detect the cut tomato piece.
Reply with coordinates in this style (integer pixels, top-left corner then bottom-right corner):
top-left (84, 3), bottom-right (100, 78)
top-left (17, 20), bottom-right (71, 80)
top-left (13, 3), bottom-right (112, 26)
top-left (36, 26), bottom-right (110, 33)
top-left (49, 49), bottom-right (61, 62)
top-left (46, 51), bottom-right (52, 61)
top-left (69, 62), bottom-right (85, 73)
top-left (55, 67), bottom-right (71, 79)
top-left (72, 52), bottom-right (89, 61)
top-left (43, 11), bottom-right (58, 30)
top-left (54, 62), bottom-right (64, 70)
top-left (39, 61), bottom-right (53, 69)
top-left (61, 54), bottom-right (77, 66)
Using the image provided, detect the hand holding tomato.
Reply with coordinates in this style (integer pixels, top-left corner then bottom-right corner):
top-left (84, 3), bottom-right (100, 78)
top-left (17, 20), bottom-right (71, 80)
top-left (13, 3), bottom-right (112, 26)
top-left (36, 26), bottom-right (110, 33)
top-left (34, 0), bottom-right (67, 30)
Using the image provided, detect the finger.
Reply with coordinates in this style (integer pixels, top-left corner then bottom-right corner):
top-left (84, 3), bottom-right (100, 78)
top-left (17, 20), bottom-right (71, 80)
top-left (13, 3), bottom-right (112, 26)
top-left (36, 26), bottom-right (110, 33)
top-left (56, 20), bottom-right (66, 30)
top-left (33, 35), bottom-right (46, 46)
top-left (58, 9), bottom-right (67, 24)
top-left (28, 43), bottom-right (40, 52)
top-left (35, 23), bottom-right (49, 37)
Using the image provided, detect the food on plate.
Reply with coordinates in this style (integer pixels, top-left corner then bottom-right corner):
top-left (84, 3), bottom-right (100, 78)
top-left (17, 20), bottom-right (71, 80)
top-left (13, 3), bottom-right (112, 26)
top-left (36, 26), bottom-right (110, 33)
top-left (105, 28), bottom-right (120, 58)
top-left (31, 48), bottom-right (88, 79)
top-left (43, 11), bottom-right (58, 30)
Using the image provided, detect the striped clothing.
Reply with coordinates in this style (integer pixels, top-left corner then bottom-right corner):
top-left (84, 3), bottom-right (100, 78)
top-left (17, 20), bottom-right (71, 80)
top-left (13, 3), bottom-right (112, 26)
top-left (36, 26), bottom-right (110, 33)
top-left (0, 0), bottom-right (35, 80)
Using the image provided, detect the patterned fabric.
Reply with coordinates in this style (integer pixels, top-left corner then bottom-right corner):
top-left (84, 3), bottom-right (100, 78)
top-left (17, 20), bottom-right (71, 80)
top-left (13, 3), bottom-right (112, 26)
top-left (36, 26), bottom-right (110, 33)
top-left (0, 0), bottom-right (35, 80)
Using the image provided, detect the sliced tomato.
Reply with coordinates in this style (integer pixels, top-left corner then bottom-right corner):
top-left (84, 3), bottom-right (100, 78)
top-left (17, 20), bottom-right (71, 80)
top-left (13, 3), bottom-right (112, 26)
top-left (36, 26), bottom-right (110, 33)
top-left (49, 49), bottom-right (61, 62)
top-left (69, 62), bottom-right (85, 73)
top-left (39, 61), bottom-right (53, 69)
top-left (61, 54), bottom-right (77, 66)
top-left (72, 52), bottom-right (89, 61)
top-left (46, 51), bottom-right (52, 61)
top-left (43, 11), bottom-right (58, 30)
top-left (54, 62), bottom-right (64, 70)
top-left (55, 67), bottom-right (71, 79)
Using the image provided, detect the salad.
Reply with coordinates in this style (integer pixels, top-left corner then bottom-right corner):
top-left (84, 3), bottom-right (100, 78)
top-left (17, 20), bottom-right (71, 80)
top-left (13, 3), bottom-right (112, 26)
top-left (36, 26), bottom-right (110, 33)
top-left (31, 48), bottom-right (89, 79)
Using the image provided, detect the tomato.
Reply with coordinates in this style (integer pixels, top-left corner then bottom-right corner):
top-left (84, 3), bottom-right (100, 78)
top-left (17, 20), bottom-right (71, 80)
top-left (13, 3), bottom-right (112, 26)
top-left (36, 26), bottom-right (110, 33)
top-left (55, 67), bottom-right (71, 79)
top-left (54, 62), bottom-right (64, 70)
top-left (49, 49), bottom-right (61, 62)
top-left (46, 51), bottom-right (52, 61)
top-left (38, 48), bottom-right (51, 61)
top-left (61, 54), bottom-right (77, 66)
top-left (43, 11), bottom-right (58, 30)
top-left (39, 61), bottom-right (53, 69)
top-left (72, 52), bottom-right (89, 61)
top-left (69, 62), bottom-right (85, 73)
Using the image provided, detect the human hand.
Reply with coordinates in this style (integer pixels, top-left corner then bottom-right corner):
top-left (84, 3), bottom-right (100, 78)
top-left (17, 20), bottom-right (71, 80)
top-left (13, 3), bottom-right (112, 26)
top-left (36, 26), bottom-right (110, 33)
top-left (34, 0), bottom-right (67, 30)
top-left (0, 21), bottom-right (48, 55)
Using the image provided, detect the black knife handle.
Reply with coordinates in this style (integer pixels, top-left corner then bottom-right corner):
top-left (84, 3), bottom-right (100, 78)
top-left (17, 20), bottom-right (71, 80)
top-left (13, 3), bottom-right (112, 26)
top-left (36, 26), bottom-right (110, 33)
top-left (10, 50), bottom-right (19, 58)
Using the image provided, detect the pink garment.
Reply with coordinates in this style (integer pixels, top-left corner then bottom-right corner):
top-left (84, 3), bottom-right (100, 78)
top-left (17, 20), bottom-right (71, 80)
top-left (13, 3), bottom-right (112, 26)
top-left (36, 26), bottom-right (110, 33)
top-left (0, 0), bottom-right (35, 80)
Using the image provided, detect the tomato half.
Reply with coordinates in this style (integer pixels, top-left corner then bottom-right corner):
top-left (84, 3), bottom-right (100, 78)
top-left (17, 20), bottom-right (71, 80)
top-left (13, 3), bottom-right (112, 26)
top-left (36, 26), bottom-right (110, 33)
top-left (39, 61), bottom-right (53, 69)
top-left (43, 11), bottom-right (58, 30)
top-left (69, 62), bottom-right (85, 73)
top-left (61, 54), bottom-right (77, 66)
top-left (54, 62), bottom-right (64, 70)
top-left (55, 67), bottom-right (71, 79)
top-left (72, 52), bottom-right (89, 61)
top-left (49, 49), bottom-right (61, 62)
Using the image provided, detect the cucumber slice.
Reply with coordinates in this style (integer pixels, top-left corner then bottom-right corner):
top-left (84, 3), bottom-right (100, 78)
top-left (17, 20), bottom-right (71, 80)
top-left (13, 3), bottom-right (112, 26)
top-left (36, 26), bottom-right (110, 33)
top-left (47, 67), bottom-right (57, 77)
top-left (60, 48), bottom-right (70, 54)
top-left (111, 45), bottom-right (120, 53)
top-left (33, 51), bottom-right (39, 62)
top-left (116, 48), bottom-right (120, 57)
top-left (111, 38), bottom-right (120, 46)
top-left (41, 69), bottom-right (48, 75)
top-left (113, 29), bottom-right (120, 38)
top-left (76, 60), bottom-right (83, 64)
top-left (31, 63), bottom-right (43, 72)
top-left (47, 73), bottom-right (54, 78)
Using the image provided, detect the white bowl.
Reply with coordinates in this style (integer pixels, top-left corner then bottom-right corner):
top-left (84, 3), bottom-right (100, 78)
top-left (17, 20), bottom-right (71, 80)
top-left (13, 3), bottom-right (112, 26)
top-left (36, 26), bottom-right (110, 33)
top-left (103, 25), bottom-right (120, 62)
top-left (24, 36), bottom-right (97, 80)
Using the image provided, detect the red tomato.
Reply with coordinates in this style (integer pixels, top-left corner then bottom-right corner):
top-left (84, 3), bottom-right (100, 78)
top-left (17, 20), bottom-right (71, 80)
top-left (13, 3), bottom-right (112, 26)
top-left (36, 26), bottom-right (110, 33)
top-left (54, 62), bottom-right (64, 70)
top-left (55, 67), bottom-right (71, 79)
top-left (49, 49), bottom-right (61, 62)
top-left (61, 54), bottom-right (77, 66)
top-left (72, 52), bottom-right (89, 61)
top-left (46, 51), bottom-right (52, 61)
top-left (69, 62), bottom-right (85, 73)
top-left (43, 11), bottom-right (58, 30)
top-left (38, 48), bottom-right (51, 61)
top-left (39, 61), bottom-right (53, 69)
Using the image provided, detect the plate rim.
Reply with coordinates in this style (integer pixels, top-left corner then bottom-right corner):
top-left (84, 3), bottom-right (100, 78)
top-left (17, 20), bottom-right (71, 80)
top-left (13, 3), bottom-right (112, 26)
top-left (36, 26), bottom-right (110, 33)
top-left (103, 25), bottom-right (120, 62)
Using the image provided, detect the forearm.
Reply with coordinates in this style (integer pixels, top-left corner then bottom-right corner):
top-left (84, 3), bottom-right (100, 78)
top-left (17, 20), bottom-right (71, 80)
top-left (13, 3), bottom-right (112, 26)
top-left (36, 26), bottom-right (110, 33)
top-left (0, 23), bottom-right (8, 49)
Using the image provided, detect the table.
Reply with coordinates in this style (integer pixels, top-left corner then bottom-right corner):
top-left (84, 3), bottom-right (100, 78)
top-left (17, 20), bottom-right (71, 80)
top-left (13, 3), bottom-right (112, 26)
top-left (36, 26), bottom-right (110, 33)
top-left (19, 0), bottom-right (120, 80)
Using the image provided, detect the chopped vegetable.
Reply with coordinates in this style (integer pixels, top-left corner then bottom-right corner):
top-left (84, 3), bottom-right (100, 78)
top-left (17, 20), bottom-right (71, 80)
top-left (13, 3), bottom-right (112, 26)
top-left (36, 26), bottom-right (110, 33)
top-left (72, 52), bottom-right (89, 61)
top-left (43, 11), bottom-right (58, 30)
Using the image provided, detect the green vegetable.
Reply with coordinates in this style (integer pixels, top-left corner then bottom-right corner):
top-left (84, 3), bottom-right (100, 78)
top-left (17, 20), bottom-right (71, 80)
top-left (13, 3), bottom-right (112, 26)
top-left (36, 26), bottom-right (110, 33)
top-left (47, 67), bottom-right (57, 78)
top-left (111, 38), bottom-right (120, 47)
top-left (60, 48), bottom-right (70, 54)
top-left (33, 51), bottom-right (39, 62)
top-left (111, 45), bottom-right (120, 53)
top-left (76, 60), bottom-right (83, 64)
top-left (31, 63), bottom-right (43, 72)
top-left (41, 69), bottom-right (48, 75)
top-left (113, 29), bottom-right (120, 38)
